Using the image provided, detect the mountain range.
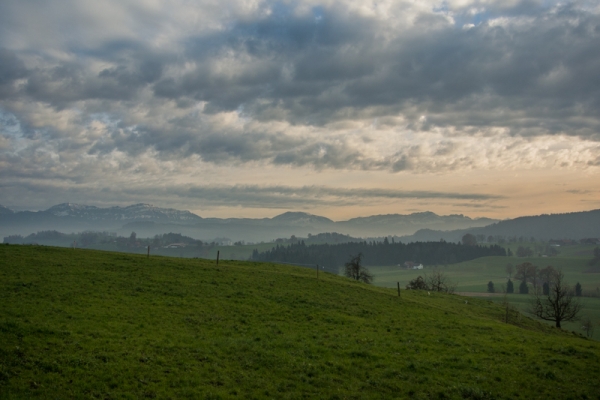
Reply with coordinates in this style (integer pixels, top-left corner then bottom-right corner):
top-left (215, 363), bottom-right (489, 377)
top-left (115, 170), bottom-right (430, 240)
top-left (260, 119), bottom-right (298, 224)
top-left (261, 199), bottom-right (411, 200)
top-left (0, 203), bottom-right (496, 242)
top-left (2, 203), bottom-right (599, 243)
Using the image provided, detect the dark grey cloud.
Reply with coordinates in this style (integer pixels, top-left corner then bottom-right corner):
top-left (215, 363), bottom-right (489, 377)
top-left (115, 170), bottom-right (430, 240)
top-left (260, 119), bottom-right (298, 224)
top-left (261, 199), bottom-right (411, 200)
top-left (0, 48), bottom-right (27, 98)
top-left (0, 180), bottom-right (501, 212)
top-left (142, 2), bottom-right (600, 138)
top-left (185, 184), bottom-right (503, 204)
top-left (23, 52), bottom-right (166, 108)
top-left (450, 202), bottom-right (508, 210)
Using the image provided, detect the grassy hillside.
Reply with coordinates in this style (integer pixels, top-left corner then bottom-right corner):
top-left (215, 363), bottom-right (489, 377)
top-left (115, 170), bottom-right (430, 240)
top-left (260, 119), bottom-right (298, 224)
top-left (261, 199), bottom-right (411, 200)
top-left (370, 244), bottom-right (600, 340)
top-left (1, 245), bottom-right (600, 398)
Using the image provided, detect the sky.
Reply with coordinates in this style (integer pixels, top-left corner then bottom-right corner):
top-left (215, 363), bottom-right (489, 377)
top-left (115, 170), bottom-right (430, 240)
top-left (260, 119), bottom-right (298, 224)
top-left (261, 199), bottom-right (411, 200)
top-left (0, 0), bottom-right (599, 220)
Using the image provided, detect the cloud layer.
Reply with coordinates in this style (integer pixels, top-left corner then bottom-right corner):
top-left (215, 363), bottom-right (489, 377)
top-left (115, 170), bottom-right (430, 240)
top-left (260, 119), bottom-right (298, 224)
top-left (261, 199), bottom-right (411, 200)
top-left (1, 0), bottom-right (599, 217)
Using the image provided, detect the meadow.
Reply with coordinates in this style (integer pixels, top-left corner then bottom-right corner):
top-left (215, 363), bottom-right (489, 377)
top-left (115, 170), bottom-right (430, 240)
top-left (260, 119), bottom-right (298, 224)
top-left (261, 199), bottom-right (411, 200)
top-left (1, 245), bottom-right (600, 398)
top-left (370, 244), bottom-right (600, 340)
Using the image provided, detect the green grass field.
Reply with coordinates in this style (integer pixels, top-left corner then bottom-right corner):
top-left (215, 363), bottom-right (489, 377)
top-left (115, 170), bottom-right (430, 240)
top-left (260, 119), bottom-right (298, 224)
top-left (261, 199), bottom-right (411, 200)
top-left (2, 245), bottom-right (600, 398)
top-left (370, 244), bottom-right (600, 340)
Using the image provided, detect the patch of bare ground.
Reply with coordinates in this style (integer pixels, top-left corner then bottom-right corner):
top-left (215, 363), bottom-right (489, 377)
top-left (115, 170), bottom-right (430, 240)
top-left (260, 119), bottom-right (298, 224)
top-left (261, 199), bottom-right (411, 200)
top-left (456, 292), bottom-right (507, 297)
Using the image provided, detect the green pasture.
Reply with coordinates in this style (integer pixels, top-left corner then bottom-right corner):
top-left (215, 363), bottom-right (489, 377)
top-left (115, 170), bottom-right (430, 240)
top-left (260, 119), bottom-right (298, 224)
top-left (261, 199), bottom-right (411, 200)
top-left (370, 244), bottom-right (600, 341)
top-left (371, 254), bottom-right (600, 293)
top-left (472, 294), bottom-right (600, 341)
top-left (2, 245), bottom-right (600, 398)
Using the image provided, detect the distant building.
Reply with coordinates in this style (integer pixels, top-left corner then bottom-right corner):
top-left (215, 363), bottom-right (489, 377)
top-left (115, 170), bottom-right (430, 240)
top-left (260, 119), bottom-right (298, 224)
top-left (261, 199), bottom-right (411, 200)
top-left (165, 243), bottom-right (186, 248)
top-left (402, 261), bottom-right (424, 270)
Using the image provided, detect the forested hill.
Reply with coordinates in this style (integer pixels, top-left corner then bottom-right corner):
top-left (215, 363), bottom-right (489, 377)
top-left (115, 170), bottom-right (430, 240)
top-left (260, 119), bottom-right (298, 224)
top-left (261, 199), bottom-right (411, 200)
top-left (252, 240), bottom-right (506, 270)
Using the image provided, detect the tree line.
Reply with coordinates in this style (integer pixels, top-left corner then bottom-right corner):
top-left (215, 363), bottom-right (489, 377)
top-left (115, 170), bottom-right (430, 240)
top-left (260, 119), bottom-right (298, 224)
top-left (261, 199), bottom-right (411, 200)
top-left (251, 239), bottom-right (506, 269)
top-left (3, 230), bottom-right (205, 248)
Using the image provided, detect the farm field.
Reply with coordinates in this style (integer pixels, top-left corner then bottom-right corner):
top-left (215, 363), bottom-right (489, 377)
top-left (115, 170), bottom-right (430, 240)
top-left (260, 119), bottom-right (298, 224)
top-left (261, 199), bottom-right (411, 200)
top-left (370, 244), bottom-right (600, 340)
top-left (2, 245), bottom-right (600, 398)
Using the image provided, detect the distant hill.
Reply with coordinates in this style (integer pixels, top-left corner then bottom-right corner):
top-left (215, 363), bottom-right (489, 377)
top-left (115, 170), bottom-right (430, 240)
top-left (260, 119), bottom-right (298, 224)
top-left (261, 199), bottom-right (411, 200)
top-left (271, 211), bottom-right (333, 225)
top-left (0, 203), bottom-right (202, 237)
top-left (0, 203), bottom-right (497, 242)
top-left (3, 203), bottom-right (600, 243)
top-left (399, 209), bottom-right (600, 243)
top-left (45, 203), bottom-right (202, 223)
top-left (0, 204), bottom-right (14, 215)
top-left (340, 212), bottom-right (496, 237)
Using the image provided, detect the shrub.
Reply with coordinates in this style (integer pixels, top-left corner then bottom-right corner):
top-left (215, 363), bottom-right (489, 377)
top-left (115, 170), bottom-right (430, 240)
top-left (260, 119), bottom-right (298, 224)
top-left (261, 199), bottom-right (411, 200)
top-left (519, 281), bottom-right (529, 294)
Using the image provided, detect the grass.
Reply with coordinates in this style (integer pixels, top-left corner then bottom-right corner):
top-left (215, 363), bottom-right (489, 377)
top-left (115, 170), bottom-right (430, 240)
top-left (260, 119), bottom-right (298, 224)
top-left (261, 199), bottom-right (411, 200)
top-left (370, 243), bottom-right (600, 340)
top-left (469, 294), bottom-right (600, 341)
top-left (1, 244), bottom-right (600, 398)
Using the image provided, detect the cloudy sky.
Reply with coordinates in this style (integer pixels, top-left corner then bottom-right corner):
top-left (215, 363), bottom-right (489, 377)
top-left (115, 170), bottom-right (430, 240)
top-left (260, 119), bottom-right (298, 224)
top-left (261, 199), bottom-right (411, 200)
top-left (1, 0), bottom-right (599, 220)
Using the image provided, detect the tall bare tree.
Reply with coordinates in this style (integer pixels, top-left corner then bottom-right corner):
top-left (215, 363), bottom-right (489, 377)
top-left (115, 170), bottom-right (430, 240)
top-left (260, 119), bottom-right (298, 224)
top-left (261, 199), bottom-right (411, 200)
top-left (581, 316), bottom-right (594, 338)
top-left (344, 253), bottom-right (373, 284)
top-left (531, 269), bottom-right (582, 328)
top-left (505, 263), bottom-right (514, 278)
top-left (515, 262), bottom-right (538, 289)
top-left (538, 265), bottom-right (556, 286)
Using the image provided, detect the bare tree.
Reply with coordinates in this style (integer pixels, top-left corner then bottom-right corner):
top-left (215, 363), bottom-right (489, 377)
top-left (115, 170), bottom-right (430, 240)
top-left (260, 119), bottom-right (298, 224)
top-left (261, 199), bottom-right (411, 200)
top-left (344, 253), bottom-right (373, 284)
top-left (538, 265), bottom-right (556, 286)
top-left (515, 262), bottom-right (538, 289)
top-left (425, 269), bottom-right (456, 293)
top-left (531, 269), bottom-right (582, 328)
top-left (581, 316), bottom-right (594, 338)
top-left (505, 263), bottom-right (514, 278)
top-left (501, 291), bottom-right (519, 324)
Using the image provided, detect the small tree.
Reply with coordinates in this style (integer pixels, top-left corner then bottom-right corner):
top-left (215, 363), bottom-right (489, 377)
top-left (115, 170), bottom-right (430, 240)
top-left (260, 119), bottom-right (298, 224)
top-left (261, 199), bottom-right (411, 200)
top-left (505, 263), bottom-right (514, 278)
top-left (531, 270), bottom-right (582, 328)
top-left (406, 271), bottom-right (455, 293)
top-left (519, 280), bottom-right (529, 294)
top-left (590, 246), bottom-right (600, 266)
top-left (487, 281), bottom-right (495, 293)
top-left (462, 233), bottom-right (477, 246)
top-left (581, 316), bottom-right (594, 338)
top-left (406, 276), bottom-right (428, 290)
top-left (516, 246), bottom-right (533, 257)
top-left (575, 282), bottom-right (582, 297)
top-left (542, 282), bottom-right (549, 295)
top-left (501, 292), bottom-right (519, 324)
top-left (539, 265), bottom-right (556, 286)
top-left (344, 253), bottom-right (373, 284)
top-left (506, 279), bottom-right (514, 294)
top-left (425, 269), bottom-right (456, 293)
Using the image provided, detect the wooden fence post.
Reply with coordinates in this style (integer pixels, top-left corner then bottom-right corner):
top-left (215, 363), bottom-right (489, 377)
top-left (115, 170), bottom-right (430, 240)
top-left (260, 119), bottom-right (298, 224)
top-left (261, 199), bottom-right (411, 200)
top-left (147, 245), bottom-right (150, 258)
top-left (397, 282), bottom-right (401, 297)
top-left (216, 250), bottom-right (220, 265)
